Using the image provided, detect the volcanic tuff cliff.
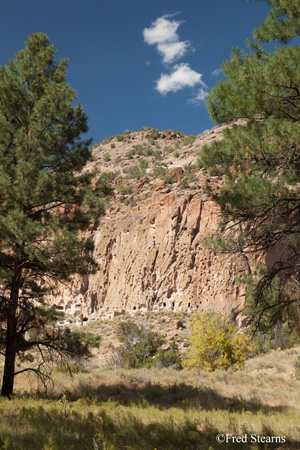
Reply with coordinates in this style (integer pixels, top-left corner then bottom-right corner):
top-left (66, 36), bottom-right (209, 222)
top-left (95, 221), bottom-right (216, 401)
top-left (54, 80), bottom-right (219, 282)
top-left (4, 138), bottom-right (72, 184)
top-left (51, 123), bottom-right (251, 325)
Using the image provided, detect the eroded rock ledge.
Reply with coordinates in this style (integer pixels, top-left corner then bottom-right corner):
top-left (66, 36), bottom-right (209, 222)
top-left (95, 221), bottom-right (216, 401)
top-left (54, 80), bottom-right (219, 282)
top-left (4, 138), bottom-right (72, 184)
top-left (50, 125), bottom-right (250, 324)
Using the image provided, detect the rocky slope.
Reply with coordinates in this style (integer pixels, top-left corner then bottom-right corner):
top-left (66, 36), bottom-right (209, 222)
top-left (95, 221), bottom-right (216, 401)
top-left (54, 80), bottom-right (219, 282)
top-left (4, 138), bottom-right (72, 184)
top-left (51, 123), bottom-right (251, 325)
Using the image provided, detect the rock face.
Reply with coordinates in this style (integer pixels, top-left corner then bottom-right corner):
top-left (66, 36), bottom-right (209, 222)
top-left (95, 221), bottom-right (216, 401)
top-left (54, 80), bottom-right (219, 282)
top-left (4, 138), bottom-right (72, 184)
top-left (50, 124), bottom-right (250, 323)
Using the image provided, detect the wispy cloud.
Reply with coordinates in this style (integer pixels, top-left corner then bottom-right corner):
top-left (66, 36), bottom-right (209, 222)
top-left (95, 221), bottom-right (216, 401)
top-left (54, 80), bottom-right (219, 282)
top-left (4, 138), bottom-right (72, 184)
top-left (143, 14), bottom-right (191, 64)
top-left (190, 87), bottom-right (209, 104)
top-left (211, 67), bottom-right (223, 77)
top-left (156, 63), bottom-right (207, 98)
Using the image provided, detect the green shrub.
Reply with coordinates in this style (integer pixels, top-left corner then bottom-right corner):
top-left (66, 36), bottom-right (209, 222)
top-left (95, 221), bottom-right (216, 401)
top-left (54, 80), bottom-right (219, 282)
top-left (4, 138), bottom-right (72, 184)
top-left (145, 147), bottom-right (154, 156)
top-left (132, 144), bottom-right (143, 152)
top-left (147, 128), bottom-right (159, 141)
top-left (139, 159), bottom-right (148, 171)
top-left (111, 321), bottom-right (166, 369)
top-left (97, 172), bottom-right (115, 196)
top-left (117, 185), bottom-right (133, 195)
top-left (101, 172), bottom-right (115, 183)
top-left (129, 145), bottom-right (154, 157)
top-left (110, 143), bottom-right (116, 149)
top-left (54, 362), bottom-right (87, 375)
top-left (174, 130), bottom-right (184, 137)
top-left (126, 150), bottom-right (134, 159)
top-left (124, 197), bottom-right (137, 207)
top-left (116, 135), bottom-right (125, 141)
top-left (151, 166), bottom-right (166, 178)
top-left (179, 177), bottom-right (189, 189)
top-left (184, 311), bottom-right (252, 371)
top-left (162, 175), bottom-right (175, 184)
top-left (147, 137), bottom-right (155, 145)
top-left (154, 341), bottom-right (182, 369)
top-left (123, 165), bottom-right (142, 179)
top-left (182, 135), bottom-right (196, 146)
top-left (42, 435), bottom-right (59, 450)
top-left (103, 153), bottom-right (111, 162)
top-left (152, 150), bottom-right (162, 160)
top-left (184, 164), bottom-right (196, 172)
top-left (294, 356), bottom-right (300, 380)
top-left (100, 135), bottom-right (114, 144)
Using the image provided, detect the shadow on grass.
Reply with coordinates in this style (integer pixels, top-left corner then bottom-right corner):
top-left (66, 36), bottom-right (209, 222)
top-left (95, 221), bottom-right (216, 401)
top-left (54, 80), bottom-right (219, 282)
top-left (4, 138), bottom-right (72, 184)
top-left (41, 380), bottom-right (288, 414)
top-left (0, 403), bottom-right (300, 450)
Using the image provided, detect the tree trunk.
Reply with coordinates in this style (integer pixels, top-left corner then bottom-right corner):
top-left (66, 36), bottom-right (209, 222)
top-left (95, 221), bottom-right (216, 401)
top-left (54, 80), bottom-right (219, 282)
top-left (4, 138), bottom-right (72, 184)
top-left (1, 318), bottom-right (17, 397)
top-left (1, 270), bottom-right (21, 398)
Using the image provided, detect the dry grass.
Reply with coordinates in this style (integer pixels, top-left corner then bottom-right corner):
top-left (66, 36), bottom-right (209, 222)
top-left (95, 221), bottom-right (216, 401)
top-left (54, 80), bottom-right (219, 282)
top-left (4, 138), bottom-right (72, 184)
top-left (0, 312), bottom-right (299, 448)
top-left (0, 344), bottom-right (298, 449)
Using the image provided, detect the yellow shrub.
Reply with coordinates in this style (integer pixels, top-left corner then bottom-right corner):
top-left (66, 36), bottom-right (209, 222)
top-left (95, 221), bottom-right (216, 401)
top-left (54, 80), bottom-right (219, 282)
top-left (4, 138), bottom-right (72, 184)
top-left (184, 311), bottom-right (251, 371)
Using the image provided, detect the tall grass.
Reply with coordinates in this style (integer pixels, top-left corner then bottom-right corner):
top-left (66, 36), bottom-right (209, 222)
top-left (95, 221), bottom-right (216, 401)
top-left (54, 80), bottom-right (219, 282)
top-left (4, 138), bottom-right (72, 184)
top-left (0, 346), bottom-right (300, 449)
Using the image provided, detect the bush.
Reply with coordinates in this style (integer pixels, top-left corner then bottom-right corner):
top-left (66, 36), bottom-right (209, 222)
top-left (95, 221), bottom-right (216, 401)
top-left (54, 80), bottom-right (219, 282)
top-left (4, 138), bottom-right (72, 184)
top-left (184, 164), bottom-right (196, 172)
top-left (132, 144), bottom-right (143, 153)
top-left (124, 197), bottom-right (137, 207)
top-left (97, 172), bottom-right (115, 196)
top-left (139, 159), bottom-right (148, 171)
top-left (179, 177), bottom-right (189, 189)
top-left (103, 153), bottom-right (111, 162)
top-left (54, 362), bottom-right (87, 375)
top-left (152, 150), bottom-right (162, 160)
top-left (184, 311), bottom-right (252, 371)
top-left (151, 166), bottom-right (166, 178)
top-left (162, 175), bottom-right (176, 185)
top-left (100, 136), bottom-right (114, 144)
top-left (182, 135), bottom-right (196, 146)
top-left (294, 356), bottom-right (300, 380)
top-left (154, 341), bottom-right (182, 369)
top-left (147, 128), bottom-right (159, 141)
top-left (117, 185), bottom-right (133, 195)
top-left (123, 165), bottom-right (142, 179)
top-left (110, 321), bottom-right (166, 369)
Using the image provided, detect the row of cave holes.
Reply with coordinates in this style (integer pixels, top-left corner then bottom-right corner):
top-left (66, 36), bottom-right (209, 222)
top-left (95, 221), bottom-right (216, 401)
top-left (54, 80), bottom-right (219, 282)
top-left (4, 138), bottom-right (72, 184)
top-left (132, 301), bottom-right (191, 311)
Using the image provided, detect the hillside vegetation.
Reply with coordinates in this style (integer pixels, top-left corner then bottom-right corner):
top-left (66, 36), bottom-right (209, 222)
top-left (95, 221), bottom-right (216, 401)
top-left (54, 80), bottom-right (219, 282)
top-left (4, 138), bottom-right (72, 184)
top-left (0, 334), bottom-right (299, 449)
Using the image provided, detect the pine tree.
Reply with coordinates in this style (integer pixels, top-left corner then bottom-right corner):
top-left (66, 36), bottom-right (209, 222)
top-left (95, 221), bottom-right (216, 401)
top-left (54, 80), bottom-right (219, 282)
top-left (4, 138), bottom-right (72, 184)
top-left (198, 0), bottom-right (300, 329)
top-left (0, 33), bottom-right (106, 397)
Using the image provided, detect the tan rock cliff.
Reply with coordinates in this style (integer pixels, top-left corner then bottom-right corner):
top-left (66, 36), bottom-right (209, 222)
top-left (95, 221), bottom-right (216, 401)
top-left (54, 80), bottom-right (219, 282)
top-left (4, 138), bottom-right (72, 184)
top-left (51, 124), bottom-right (250, 324)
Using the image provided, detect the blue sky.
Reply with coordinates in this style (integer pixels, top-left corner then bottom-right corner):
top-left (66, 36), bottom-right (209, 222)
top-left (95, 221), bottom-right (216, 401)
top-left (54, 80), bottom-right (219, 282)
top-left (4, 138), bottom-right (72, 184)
top-left (0, 0), bottom-right (270, 144)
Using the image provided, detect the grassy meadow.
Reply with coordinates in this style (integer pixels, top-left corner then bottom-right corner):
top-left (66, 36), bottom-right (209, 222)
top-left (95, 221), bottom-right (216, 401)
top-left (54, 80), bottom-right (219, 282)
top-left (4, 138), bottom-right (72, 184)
top-left (0, 342), bottom-right (300, 449)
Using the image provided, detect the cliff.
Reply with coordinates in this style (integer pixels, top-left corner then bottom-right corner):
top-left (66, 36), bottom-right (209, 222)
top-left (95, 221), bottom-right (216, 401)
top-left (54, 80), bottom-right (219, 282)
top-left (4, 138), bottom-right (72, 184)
top-left (51, 123), bottom-right (250, 324)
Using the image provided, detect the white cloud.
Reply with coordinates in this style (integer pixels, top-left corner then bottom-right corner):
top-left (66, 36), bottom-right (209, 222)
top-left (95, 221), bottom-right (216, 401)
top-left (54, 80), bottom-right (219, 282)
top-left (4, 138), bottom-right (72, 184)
top-left (157, 41), bottom-right (190, 64)
top-left (191, 87), bottom-right (209, 104)
top-left (143, 14), bottom-right (209, 104)
top-left (143, 14), bottom-right (191, 64)
top-left (143, 15), bottom-right (180, 45)
top-left (156, 63), bottom-right (206, 95)
top-left (211, 68), bottom-right (223, 77)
